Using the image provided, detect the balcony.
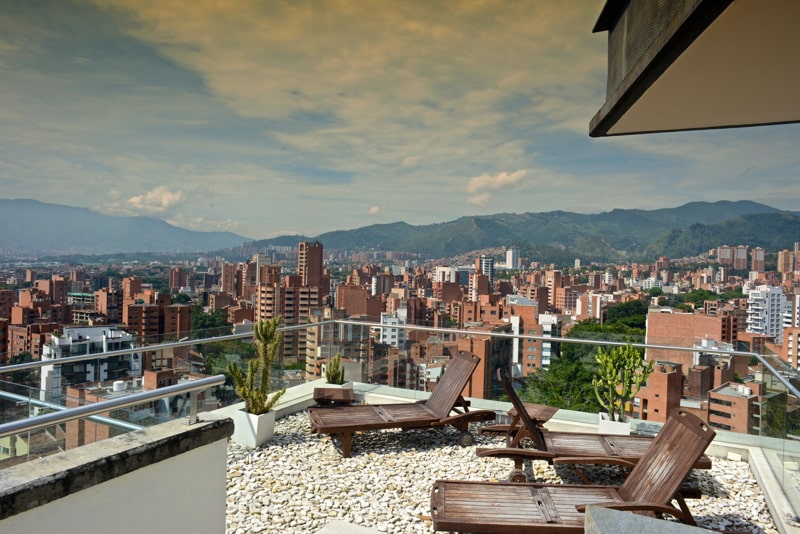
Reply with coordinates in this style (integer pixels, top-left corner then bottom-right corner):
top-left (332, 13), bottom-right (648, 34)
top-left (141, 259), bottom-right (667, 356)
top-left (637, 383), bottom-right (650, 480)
top-left (1, 323), bottom-right (799, 533)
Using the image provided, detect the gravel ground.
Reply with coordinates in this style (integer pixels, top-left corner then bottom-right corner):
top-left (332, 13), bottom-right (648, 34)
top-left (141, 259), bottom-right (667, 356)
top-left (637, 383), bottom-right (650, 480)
top-left (225, 413), bottom-right (778, 533)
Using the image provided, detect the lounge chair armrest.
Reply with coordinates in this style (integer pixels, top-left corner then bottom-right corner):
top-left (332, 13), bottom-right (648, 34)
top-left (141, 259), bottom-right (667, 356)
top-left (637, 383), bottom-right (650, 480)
top-left (575, 501), bottom-right (689, 521)
top-left (553, 456), bottom-right (637, 470)
top-left (475, 447), bottom-right (556, 460)
top-left (437, 410), bottom-right (496, 426)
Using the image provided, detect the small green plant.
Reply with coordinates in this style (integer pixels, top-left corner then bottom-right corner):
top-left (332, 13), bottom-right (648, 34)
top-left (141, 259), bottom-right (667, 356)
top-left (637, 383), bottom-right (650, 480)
top-left (325, 352), bottom-right (345, 385)
top-left (592, 344), bottom-right (653, 423)
top-left (227, 317), bottom-right (287, 415)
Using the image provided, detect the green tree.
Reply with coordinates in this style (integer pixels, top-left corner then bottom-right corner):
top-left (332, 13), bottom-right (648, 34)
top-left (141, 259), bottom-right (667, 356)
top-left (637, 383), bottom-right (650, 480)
top-left (172, 292), bottom-right (192, 304)
top-left (518, 356), bottom-right (601, 413)
top-left (1, 352), bottom-right (37, 386)
top-left (605, 300), bottom-right (649, 330)
top-left (191, 305), bottom-right (230, 337)
top-left (682, 289), bottom-right (720, 308)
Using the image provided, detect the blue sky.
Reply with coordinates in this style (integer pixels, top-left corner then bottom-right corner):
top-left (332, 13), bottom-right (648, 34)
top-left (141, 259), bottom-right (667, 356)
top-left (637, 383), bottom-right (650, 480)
top-left (1, 1), bottom-right (799, 240)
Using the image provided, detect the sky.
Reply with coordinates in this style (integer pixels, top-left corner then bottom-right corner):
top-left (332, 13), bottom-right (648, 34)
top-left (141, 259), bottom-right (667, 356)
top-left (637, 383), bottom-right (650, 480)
top-left (1, 1), bottom-right (799, 241)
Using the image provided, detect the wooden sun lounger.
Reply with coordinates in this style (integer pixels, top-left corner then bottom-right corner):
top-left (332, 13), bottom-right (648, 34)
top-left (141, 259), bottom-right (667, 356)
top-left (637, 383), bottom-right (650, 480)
top-left (308, 352), bottom-right (496, 457)
top-left (477, 369), bottom-right (711, 482)
top-left (431, 408), bottom-right (716, 533)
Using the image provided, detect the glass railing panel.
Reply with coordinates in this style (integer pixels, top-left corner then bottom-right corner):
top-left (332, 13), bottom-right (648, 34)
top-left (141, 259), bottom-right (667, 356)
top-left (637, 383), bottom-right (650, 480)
top-left (750, 359), bottom-right (800, 520)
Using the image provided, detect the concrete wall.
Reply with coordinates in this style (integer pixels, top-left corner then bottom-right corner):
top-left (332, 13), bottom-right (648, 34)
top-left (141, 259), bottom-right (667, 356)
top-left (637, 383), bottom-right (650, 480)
top-left (0, 418), bottom-right (232, 533)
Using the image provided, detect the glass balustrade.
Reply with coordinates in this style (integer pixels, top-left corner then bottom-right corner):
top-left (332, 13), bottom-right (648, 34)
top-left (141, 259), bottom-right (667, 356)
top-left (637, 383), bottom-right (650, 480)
top-left (1, 317), bottom-right (799, 524)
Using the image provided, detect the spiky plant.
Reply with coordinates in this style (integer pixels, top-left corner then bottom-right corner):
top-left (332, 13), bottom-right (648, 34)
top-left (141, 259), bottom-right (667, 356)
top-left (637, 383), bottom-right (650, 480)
top-left (325, 352), bottom-right (345, 385)
top-left (592, 344), bottom-right (654, 423)
top-left (228, 317), bottom-right (287, 415)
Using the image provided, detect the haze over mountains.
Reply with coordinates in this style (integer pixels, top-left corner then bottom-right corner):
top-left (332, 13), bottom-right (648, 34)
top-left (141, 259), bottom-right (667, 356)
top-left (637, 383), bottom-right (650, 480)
top-left (1, 198), bottom-right (798, 262)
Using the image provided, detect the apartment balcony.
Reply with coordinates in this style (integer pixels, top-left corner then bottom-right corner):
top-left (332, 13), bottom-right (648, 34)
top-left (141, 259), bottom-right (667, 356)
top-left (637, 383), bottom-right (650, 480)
top-left (1, 325), bottom-right (799, 533)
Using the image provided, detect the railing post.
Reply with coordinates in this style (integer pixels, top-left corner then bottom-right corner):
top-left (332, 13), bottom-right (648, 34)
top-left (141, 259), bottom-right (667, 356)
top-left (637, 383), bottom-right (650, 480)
top-left (186, 390), bottom-right (199, 425)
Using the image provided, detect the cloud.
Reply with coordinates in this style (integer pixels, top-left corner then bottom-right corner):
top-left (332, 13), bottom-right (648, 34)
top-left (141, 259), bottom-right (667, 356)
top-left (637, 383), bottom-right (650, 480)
top-left (465, 169), bottom-right (527, 207)
top-left (166, 214), bottom-right (241, 233)
top-left (367, 206), bottom-right (381, 215)
top-left (127, 186), bottom-right (184, 212)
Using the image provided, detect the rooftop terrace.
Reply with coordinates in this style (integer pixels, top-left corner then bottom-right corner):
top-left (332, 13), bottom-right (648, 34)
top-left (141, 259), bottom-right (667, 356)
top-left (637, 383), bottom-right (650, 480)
top-left (2, 322), bottom-right (800, 533)
top-left (226, 411), bottom-right (777, 533)
top-left (1, 377), bottom-right (797, 533)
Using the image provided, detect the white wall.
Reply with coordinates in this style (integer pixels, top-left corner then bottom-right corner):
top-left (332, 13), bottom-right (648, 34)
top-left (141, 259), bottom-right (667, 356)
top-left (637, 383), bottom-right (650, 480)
top-left (3, 440), bottom-right (228, 534)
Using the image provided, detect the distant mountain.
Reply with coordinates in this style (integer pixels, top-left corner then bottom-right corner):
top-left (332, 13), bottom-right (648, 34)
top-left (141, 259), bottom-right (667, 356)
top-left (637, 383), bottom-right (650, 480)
top-left (3, 198), bottom-right (792, 261)
top-left (0, 199), bottom-right (250, 257)
top-left (243, 200), bottom-right (788, 261)
top-left (646, 212), bottom-right (800, 259)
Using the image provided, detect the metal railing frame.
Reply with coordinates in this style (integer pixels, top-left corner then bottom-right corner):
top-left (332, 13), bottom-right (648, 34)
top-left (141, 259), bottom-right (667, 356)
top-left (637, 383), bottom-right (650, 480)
top-left (0, 374), bottom-right (224, 440)
top-left (0, 318), bottom-right (797, 440)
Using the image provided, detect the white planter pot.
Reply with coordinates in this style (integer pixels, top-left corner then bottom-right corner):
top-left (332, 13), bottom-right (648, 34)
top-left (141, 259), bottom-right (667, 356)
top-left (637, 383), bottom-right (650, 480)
top-left (598, 412), bottom-right (631, 436)
top-left (231, 408), bottom-right (276, 448)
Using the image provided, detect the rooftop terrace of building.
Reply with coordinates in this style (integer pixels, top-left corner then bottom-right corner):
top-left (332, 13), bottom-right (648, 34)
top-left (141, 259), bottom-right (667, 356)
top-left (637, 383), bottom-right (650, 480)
top-left (3, 379), bottom-right (799, 534)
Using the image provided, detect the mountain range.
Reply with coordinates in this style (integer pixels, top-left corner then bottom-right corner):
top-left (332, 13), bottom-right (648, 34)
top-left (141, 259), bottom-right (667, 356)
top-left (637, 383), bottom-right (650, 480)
top-left (242, 200), bottom-right (799, 262)
top-left (1, 198), bottom-right (798, 262)
top-left (0, 199), bottom-right (249, 257)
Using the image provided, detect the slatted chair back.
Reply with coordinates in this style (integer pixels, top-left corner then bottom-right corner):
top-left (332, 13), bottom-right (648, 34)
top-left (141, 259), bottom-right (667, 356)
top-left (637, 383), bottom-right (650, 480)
top-left (424, 352), bottom-right (480, 418)
top-left (618, 408), bottom-right (715, 504)
top-left (498, 368), bottom-right (548, 450)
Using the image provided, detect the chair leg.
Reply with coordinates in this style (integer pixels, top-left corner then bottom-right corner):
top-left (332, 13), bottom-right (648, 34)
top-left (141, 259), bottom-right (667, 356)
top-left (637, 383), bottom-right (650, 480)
top-left (338, 432), bottom-right (353, 458)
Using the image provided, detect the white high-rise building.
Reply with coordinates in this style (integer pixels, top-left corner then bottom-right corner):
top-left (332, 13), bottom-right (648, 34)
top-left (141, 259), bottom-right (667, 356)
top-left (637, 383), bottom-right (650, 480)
top-left (505, 248), bottom-right (520, 270)
top-left (746, 285), bottom-right (787, 343)
top-left (479, 255), bottom-right (495, 288)
top-left (433, 266), bottom-right (459, 283)
top-left (40, 326), bottom-right (141, 397)
top-left (379, 308), bottom-right (408, 349)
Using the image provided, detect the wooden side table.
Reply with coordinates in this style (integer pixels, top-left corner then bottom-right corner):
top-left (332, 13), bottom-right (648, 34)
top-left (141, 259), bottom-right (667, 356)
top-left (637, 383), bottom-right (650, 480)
top-left (313, 387), bottom-right (355, 406)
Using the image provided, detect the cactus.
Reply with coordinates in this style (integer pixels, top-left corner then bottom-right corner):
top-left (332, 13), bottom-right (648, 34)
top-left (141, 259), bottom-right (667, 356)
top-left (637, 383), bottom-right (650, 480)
top-left (592, 344), bottom-right (653, 423)
top-left (325, 352), bottom-right (345, 385)
top-left (227, 317), bottom-right (287, 415)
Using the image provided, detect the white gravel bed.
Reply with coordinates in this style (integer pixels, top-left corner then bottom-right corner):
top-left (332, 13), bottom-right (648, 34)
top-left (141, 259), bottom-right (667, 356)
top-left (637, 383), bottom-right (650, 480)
top-left (225, 413), bottom-right (778, 533)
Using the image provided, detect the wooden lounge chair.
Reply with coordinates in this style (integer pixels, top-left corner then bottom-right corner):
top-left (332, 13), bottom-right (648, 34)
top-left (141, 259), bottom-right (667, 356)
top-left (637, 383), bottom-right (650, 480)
top-left (477, 369), bottom-right (711, 482)
top-left (308, 352), bottom-right (496, 458)
top-left (431, 408), bottom-right (716, 533)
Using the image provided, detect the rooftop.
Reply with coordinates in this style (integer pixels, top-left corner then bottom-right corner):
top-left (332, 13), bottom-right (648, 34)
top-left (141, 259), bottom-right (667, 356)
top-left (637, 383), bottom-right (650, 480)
top-left (226, 412), bottom-right (778, 533)
top-left (1, 378), bottom-right (798, 533)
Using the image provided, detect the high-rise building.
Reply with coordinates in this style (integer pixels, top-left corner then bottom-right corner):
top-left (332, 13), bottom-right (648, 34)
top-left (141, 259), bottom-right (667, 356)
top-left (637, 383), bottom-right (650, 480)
top-left (733, 245), bottom-right (749, 270)
top-left (0, 288), bottom-right (14, 320)
top-left (545, 270), bottom-right (563, 308)
top-left (746, 285), bottom-right (787, 343)
top-left (298, 241), bottom-right (323, 288)
top-left (40, 326), bottom-right (141, 397)
top-left (168, 268), bottom-right (188, 291)
top-left (379, 308), bottom-right (408, 349)
top-left (751, 247), bottom-right (765, 273)
top-left (777, 250), bottom-right (794, 274)
top-left (478, 255), bottom-right (495, 289)
top-left (505, 248), bottom-right (520, 270)
top-left (795, 242), bottom-right (800, 272)
top-left (220, 262), bottom-right (240, 298)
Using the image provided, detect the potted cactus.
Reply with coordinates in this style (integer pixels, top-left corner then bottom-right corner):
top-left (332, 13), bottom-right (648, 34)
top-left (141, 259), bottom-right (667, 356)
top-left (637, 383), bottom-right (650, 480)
top-left (324, 352), bottom-right (353, 389)
top-left (228, 316), bottom-right (287, 447)
top-left (325, 352), bottom-right (345, 384)
top-left (592, 344), bottom-right (653, 435)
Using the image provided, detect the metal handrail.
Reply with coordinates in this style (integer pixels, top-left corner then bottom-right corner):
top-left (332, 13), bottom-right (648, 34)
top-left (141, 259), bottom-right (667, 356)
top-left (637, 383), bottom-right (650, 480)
top-left (1, 319), bottom-right (797, 436)
top-left (0, 389), bottom-right (144, 433)
top-left (0, 374), bottom-right (225, 440)
top-left (0, 321), bottom-right (321, 374)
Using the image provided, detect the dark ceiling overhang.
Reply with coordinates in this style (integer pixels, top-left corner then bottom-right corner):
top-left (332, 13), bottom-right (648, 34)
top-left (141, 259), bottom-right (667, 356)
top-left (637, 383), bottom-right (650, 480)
top-left (590, 0), bottom-right (800, 137)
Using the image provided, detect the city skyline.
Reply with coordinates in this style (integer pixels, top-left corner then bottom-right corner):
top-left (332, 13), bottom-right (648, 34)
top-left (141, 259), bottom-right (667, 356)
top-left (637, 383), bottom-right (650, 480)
top-left (2, 1), bottom-right (799, 240)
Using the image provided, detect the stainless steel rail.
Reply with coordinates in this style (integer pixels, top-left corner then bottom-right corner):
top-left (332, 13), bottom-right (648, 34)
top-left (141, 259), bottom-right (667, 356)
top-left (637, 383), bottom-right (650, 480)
top-left (0, 374), bottom-right (225, 440)
top-left (1, 319), bottom-right (797, 434)
top-left (0, 389), bottom-right (144, 433)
